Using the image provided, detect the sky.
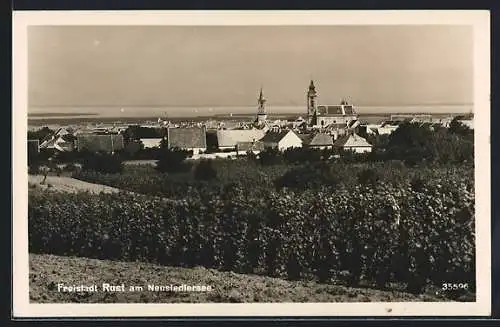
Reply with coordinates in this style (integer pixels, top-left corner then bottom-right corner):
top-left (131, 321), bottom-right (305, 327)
top-left (28, 25), bottom-right (473, 112)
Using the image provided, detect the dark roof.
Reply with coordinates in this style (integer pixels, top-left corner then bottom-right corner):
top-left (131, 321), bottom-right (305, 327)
top-left (127, 126), bottom-right (166, 139)
top-left (54, 127), bottom-right (69, 135)
top-left (297, 133), bottom-right (313, 142)
top-left (317, 105), bottom-right (343, 115)
top-left (260, 130), bottom-right (291, 143)
top-left (347, 119), bottom-right (360, 128)
top-left (327, 105), bottom-right (344, 115)
top-left (332, 134), bottom-right (351, 147)
top-left (325, 123), bottom-right (349, 129)
top-left (167, 127), bottom-right (207, 149)
top-left (61, 134), bottom-right (76, 142)
top-left (308, 133), bottom-right (334, 146)
top-left (76, 134), bottom-right (124, 152)
top-left (39, 138), bottom-right (56, 149)
top-left (456, 113), bottom-right (474, 120)
top-left (316, 106), bottom-right (326, 115)
top-left (333, 133), bottom-right (372, 148)
top-left (236, 140), bottom-right (265, 151)
top-left (343, 105), bottom-right (355, 115)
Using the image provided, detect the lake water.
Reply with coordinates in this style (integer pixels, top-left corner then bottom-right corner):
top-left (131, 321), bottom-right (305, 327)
top-left (28, 104), bottom-right (472, 119)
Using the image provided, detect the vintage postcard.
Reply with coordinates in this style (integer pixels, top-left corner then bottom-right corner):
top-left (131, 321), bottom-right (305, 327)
top-left (12, 10), bottom-right (491, 317)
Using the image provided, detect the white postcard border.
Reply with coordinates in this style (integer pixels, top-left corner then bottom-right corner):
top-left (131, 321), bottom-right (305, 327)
top-left (12, 10), bottom-right (491, 317)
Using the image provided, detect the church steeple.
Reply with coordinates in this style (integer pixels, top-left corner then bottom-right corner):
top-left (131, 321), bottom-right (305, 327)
top-left (256, 87), bottom-right (267, 125)
top-left (258, 87), bottom-right (266, 114)
top-left (308, 80), bottom-right (316, 96)
top-left (307, 80), bottom-right (318, 125)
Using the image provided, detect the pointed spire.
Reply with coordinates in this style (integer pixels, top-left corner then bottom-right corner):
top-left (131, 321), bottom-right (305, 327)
top-left (258, 87), bottom-right (266, 106)
top-left (308, 80), bottom-right (317, 97)
top-left (257, 87), bottom-right (266, 117)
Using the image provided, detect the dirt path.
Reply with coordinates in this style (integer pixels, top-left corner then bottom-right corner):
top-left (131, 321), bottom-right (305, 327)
top-left (28, 175), bottom-right (122, 194)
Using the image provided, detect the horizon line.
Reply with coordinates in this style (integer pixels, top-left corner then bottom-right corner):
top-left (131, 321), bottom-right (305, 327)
top-left (29, 102), bottom-right (474, 108)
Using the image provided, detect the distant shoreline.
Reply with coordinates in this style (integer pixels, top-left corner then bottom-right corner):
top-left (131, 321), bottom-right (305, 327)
top-left (28, 104), bottom-right (473, 119)
top-left (27, 112), bottom-right (469, 127)
top-left (28, 113), bottom-right (99, 117)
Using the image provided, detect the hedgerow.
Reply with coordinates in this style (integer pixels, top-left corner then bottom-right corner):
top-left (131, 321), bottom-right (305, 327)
top-left (73, 160), bottom-right (292, 199)
top-left (74, 160), bottom-right (473, 199)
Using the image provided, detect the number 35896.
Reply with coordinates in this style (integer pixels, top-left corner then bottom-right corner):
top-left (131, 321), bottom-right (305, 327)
top-left (442, 283), bottom-right (469, 291)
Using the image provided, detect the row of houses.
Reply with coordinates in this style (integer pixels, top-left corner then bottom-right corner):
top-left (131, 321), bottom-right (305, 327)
top-left (364, 115), bottom-right (474, 136)
top-left (29, 124), bottom-right (374, 156)
top-left (216, 128), bottom-right (372, 153)
top-left (29, 127), bottom-right (205, 154)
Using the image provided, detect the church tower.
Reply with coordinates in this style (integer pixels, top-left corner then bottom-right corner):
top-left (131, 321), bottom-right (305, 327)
top-left (307, 80), bottom-right (317, 125)
top-left (256, 87), bottom-right (267, 125)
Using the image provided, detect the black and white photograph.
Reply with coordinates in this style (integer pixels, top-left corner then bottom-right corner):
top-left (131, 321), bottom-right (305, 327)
top-left (13, 11), bottom-right (491, 317)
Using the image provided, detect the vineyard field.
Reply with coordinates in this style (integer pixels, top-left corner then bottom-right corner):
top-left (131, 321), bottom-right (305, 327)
top-left (29, 163), bottom-right (475, 299)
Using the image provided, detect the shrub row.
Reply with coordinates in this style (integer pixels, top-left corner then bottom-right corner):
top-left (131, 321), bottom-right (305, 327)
top-left (73, 160), bottom-right (293, 199)
top-left (75, 160), bottom-right (474, 200)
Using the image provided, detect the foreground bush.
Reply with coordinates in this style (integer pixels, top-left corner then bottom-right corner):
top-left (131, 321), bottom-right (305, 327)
top-left (29, 176), bottom-right (475, 294)
top-left (194, 159), bottom-right (218, 181)
top-left (156, 147), bottom-right (192, 173)
top-left (81, 152), bottom-right (124, 174)
top-left (385, 122), bottom-right (474, 165)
